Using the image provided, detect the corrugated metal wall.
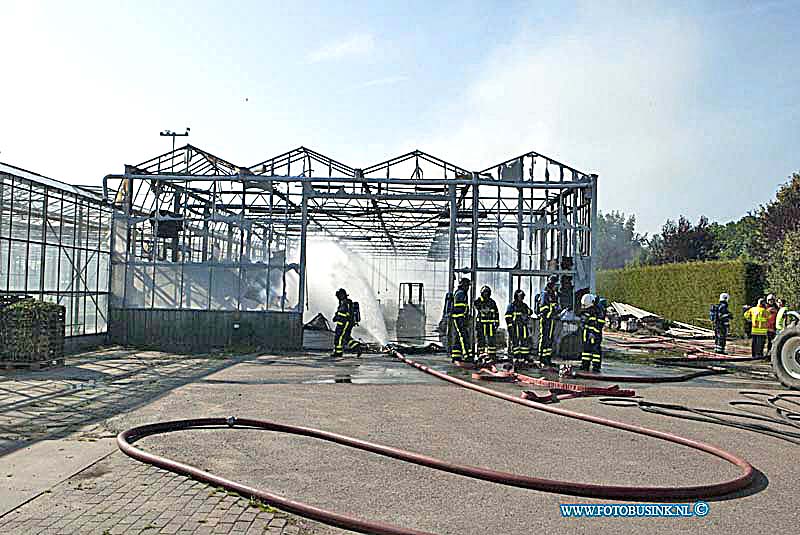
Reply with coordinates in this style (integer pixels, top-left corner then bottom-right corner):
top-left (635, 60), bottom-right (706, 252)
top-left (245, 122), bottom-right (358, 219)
top-left (109, 309), bottom-right (301, 351)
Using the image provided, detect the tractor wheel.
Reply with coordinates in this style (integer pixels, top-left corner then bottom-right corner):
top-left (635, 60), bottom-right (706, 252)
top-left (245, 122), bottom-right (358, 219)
top-left (771, 326), bottom-right (800, 390)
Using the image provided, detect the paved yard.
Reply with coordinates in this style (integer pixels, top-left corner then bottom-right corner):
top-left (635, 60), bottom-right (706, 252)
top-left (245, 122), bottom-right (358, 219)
top-left (0, 452), bottom-right (305, 535)
top-left (0, 348), bottom-right (325, 534)
top-left (0, 347), bottom-right (794, 535)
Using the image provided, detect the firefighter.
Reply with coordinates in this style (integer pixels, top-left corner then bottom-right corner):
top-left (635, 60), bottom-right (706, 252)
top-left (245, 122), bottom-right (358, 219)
top-left (711, 293), bottom-right (732, 354)
top-left (474, 285), bottom-right (500, 366)
top-left (766, 294), bottom-right (779, 353)
top-left (537, 275), bottom-right (560, 366)
top-left (580, 293), bottom-right (602, 372)
top-left (595, 296), bottom-right (608, 360)
top-left (505, 289), bottom-right (533, 364)
top-left (449, 278), bottom-right (473, 363)
top-left (332, 288), bottom-right (362, 358)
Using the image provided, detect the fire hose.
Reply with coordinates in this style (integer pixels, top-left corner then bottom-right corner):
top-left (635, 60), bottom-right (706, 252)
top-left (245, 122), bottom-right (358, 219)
top-left (572, 367), bottom-right (728, 383)
top-left (600, 391), bottom-right (800, 445)
top-left (118, 350), bottom-right (756, 535)
top-left (469, 363), bottom-right (730, 384)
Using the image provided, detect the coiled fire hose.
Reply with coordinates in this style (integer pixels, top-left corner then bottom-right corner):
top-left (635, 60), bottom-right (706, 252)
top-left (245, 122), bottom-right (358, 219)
top-left (118, 350), bottom-right (756, 535)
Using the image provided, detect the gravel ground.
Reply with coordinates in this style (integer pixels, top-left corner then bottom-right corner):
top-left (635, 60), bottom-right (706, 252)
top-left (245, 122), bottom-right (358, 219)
top-left (102, 352), bottom-right (796, 535)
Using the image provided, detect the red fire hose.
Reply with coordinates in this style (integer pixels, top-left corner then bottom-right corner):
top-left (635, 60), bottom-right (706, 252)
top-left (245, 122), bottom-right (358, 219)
top-left (572, 367), bottom-right (728, 383)
top-left (117, 350), bottom-right (756, 535)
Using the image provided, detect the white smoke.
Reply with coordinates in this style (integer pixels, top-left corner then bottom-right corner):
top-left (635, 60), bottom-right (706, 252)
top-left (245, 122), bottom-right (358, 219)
top-left (305, 239), bottom-right (389, 345)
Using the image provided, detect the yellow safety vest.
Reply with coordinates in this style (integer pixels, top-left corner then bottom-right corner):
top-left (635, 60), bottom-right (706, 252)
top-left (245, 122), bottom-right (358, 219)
top-left (776, 307), bottom-right (788, 332)
top-left (744, 306), bottom-right (770, 336)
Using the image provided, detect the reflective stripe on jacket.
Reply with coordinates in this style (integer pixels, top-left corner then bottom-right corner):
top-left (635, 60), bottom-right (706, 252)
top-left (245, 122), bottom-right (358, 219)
top-left (475, 296), bottom-right (499, 324)
top-left (505, 301), bottom-right (531, 326)
top-left (744, 306), bottom-right (770, 335)
top-left (539, 289), bottom-right (558, 318)
top-left (451, 289), bottom-right (470, 319)
top-left (581, 306), bottom-right (601, 335)
top-left (334, 299), bottom-right (353, 327)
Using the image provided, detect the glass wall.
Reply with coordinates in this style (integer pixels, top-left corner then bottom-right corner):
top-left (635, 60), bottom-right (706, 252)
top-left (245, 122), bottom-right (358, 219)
top-left (110, 212), bottom-right (301, 313)
top-left (0, 167), bottom-right (112, 336)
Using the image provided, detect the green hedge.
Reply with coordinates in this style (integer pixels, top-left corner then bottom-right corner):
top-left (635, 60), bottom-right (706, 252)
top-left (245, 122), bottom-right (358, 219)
top-left (597, 261), bottom-right (765, 337)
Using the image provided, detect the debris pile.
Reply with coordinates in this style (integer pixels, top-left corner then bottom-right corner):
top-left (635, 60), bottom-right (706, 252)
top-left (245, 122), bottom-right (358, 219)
top-left (604, 301), bottom-right (750, 359)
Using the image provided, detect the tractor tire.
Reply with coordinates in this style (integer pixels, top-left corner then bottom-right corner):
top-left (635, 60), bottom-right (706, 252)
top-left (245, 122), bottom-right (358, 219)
top-left (771, 326), bottom-right (800, 390)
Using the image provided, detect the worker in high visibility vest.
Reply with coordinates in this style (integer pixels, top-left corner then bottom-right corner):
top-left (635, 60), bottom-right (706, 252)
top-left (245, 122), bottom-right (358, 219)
top-left (474, 285), bottom-right (500, 366)
top-left (449, 278), bottom-right (473, 363)
top-left (776, 299), bottom-right (789, 334)
top-left (744, 298), bottom-right (770, 359)
top-left (332, 288), bottom-right (362, 358)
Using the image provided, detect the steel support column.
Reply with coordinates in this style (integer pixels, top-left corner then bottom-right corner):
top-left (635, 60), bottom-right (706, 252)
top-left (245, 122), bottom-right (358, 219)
top-left (470, 173), bottom-right (479, 356)
top-left (446, 183), bottom-right (457, 347)
top-left (298, 182), bottom-right (309, 318)
top-left (589, 174), bottom-right (598, 293)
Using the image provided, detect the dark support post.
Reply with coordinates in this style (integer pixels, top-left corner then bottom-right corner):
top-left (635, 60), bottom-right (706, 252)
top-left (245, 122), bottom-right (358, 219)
top-left (172, 189), bottom-right (181, 262)
top-left (470, 172), bottom-right (479, 355)
top-left (446, 183), bottom-right (457, 347)
top-left (298, 181), bottom-right (309, 318)
top-left (589, 173), bottom-right (599, 293)
top-left (201, 204), bottom-right (210, 262)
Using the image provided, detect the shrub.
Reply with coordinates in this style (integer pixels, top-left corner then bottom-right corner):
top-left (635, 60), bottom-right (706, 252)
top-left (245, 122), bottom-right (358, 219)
top-left (766, 230), bottom-right (800, 309)
top-left (597, 260), bottom-right (765, 336)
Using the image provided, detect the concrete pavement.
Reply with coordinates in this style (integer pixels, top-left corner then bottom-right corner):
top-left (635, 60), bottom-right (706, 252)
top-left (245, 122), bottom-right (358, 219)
top-left (0, 348), bottom-right (795, 534)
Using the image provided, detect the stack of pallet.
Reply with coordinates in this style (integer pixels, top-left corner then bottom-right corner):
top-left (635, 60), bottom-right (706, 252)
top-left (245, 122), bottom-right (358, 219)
top-left (0, 297), bottom-right (65, 370)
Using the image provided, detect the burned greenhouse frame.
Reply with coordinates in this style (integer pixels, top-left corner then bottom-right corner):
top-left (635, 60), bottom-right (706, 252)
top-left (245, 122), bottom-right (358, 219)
top-left (102, 144), bottom-right (597, 350)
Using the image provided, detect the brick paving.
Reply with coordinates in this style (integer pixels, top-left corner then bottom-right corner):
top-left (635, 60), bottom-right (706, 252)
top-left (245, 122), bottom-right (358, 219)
top-left (0, 452), bottom-right (316, 535)
top-left (0, 348), bottom-right (331, 535)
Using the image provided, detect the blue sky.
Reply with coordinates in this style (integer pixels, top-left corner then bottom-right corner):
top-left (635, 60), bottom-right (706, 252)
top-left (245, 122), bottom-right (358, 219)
top-left (1, 0), bottom-right (798, 233)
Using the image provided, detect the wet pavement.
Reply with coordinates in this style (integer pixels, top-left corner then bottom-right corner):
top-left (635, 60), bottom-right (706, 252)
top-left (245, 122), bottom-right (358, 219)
top-left (205, 350), bottom-right (781, 390)
top-left (0, 346), bottom-right (780, 452)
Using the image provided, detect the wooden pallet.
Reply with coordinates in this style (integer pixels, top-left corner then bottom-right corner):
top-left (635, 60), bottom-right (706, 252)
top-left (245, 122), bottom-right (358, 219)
top-left (0, 358), bottom-right (64, 371)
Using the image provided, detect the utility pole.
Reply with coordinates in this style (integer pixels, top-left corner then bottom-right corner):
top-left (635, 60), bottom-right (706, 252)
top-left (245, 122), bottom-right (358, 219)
top-left (160, 127), bottom-right (190, 154)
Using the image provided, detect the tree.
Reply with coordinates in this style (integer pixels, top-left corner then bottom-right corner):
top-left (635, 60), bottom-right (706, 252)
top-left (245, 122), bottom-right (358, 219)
top-left (755, 172), bottom-right (800, 260)
top-left (647, 215), bottom-right (718, 265)
top-left (767, 229), bottom-right (800, 308)
top-left (709, 214), bottom-right (759, 260)
top-left (594, 211), bottom-right (647, 270)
